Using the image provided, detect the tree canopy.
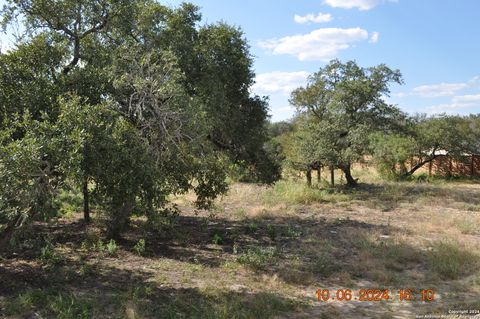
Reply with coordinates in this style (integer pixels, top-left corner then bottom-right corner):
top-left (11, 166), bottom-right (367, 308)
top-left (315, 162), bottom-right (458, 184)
top-left (290, 59), bottom-right (404, 186)
top-left (0, 0), bottom-right (279, 242)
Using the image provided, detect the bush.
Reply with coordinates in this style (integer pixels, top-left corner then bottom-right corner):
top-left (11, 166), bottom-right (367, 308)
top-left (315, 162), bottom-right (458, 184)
top-left (266, 224), bottom-right (276, 241)
top-left (40, 241), bottom-right (63, 267)
top-left (134, 239), bottom-right (146, 256)
top-left (237, 247), bottom-right (279, 270)
top-left (106, 239), bottom-right (118, 256)
top-left (212, 232), bottom-right (224, 245)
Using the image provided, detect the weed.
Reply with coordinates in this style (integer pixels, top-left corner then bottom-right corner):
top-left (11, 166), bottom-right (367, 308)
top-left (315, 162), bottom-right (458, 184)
top-left (237, 247), bottom-right (279, 270)
top-left (134, 239), bottom-right (146, 256)
top-left (50, 294), bottom-right (92, 319)
top-left (428, 241), bottom-right (479, 280)
top-left (310, 253), bottom-right (337, 277)
top-left (282, 226), bottom-right (303, 238)
top-left (454, 218), bottom-right (477, 235)
top-left (233, 208), bottom-right (247, 219)
top-left (5, 290), bottom-right (92, 319)
top-left (262, 180), bottom-right (350, 206)
top-left (245, 222), bottom-right (258, 234)
top-left (40, 241), bottom-right (63, 267)
top-left (55, 189), bottom-right (84, 218)
top-left (106, 239), bottom-right (118, 256)
top-left (212, 232), bottom-right (224, 245)
top-left (266, 224), bottom-right (276, 241)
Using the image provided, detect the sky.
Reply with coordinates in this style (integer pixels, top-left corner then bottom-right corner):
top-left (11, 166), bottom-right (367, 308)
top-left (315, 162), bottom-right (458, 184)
top-left (166, 0), bottom-right (480, 121)
top-left (2, 0), bottom-right (480, 122)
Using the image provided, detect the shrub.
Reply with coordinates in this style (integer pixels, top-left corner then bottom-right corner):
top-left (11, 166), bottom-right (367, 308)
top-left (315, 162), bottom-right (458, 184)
top-left (212, 232), bottom-right (224, 245)
top-left (106, 239), bottom-right (118, 256)
top-left (40, 241), bottom-right (63, 267)
top-left (134, 239), bottom-right (146, 256)
top-left (266, 224), bottom-right (276, 241)
top-left (237, 247), bottom-right (279, 270)
top-left (245, 222), bottom-right (258, 234)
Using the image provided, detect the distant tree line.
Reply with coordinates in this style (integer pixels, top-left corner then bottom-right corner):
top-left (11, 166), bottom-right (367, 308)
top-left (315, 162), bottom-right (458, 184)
top-left (274, 60), bottom-right (480, 186)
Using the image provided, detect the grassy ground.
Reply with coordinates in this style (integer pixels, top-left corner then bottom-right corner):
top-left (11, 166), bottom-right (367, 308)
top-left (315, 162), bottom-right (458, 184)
top-left (1, 173), bottom-right (480, 318)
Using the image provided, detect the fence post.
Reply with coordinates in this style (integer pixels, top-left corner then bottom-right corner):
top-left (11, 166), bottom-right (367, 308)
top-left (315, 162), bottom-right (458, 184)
top-left (306, 169), bottom-right (312, 187)
top-left (472, 155), bottom-right (476, 178)
top-left (330, 166), bottom-right (335, 187)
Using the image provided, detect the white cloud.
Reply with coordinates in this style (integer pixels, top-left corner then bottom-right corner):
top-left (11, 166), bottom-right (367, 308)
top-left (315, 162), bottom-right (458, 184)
top-left (324, 0), bottom-right (396, 10)
top-left (259, 27), bottom-right (370, 61)
top-left (452, 94), bottom-right (480, 105)
top-left (0, 40), bottom-right (14, 54)
top-left (369, 31), bottom-right (379, 43)
top-left (395, 76), bottom-right (480, 98)
top-left (252, 71), bottom-right (309, 95)
top-left (412, 83), bottom-right (469, 97)
top-left (294, 13), bottom-right (333, 24)
top-left (428, 94), bottom-right (480, 114)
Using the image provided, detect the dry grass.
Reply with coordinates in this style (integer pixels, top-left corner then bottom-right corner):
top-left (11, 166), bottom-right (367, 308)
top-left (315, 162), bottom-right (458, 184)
top-left (1, 176), bottom-right (480, 318)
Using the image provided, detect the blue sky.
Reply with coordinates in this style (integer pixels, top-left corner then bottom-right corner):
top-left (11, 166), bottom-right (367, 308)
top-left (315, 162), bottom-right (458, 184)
top-left (2, 0), bottom-right (480, 121)
top-left (167, 0), bottom-right (480, 121)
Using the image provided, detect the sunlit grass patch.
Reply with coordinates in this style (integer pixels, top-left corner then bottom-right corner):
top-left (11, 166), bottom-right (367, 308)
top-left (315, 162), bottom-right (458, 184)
top-left (261, 180), bottom-right (350, 206)
top-left (427, 241), bottom-right (479, 280)
top-left (5, 290), bottom-right (93, 319)
top-left (453, 217), bottom-right (478, 235)
top-left (237, 246), bottom-right (280, 271)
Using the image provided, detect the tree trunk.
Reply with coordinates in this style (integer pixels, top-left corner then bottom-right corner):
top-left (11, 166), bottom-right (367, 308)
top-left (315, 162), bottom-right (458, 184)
top-left (108, 200), bottom-right (134, 239)
top-left (340, 164), bottom-right (358, 187)
top-left (306, 169), bottom-right (312, 187)
top-left (403, 155), bottom-right (440, 177)
top-left (83, 176), bottom-right (90, 224)
top-left (0, 212), bottom-right (29, 250)
top-left (317, 167), bottom-right (321, 183)
top-left (330, 166), bottom-right (335, 187)
top-left (0, 223), bottom-right (16, 250)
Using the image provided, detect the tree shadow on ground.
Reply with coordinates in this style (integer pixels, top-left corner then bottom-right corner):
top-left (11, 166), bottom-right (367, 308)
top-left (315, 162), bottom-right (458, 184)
top-left (0, 259), bottom-right (300, 318)
top-left (340, 182), bottom-right (480, 212)
top-left (1, 189), bottom-right (480, 318)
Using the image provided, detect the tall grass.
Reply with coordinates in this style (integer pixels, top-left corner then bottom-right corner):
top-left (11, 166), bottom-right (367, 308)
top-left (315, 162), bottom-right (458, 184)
top-left (427, 241), bottom-right (479, 280)
top-left (261, 180), bottom-right (349, 206)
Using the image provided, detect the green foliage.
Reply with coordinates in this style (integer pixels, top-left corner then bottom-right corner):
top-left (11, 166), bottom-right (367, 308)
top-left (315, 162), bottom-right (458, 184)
top-left (0, 0), bottom-right (275, 242)
top-left (310, 253), bottom-right (337, 277)
top-left (263, 180), bottom-right (325, 205)
top-left (290, 59), bottom-right (404, 186)
top-left (0, 112), bottom-right (65, 231)
top-left (212, 232), bottom-right (224, 245)
top-left (282, 226), bottom-right (303, 238)
top-left (370, 133), bottom-right (415, 179)
top-left (245, 222), bottom-right (258, 234)
top-left (55, 188), bottom-right (84, 218)
top-left (237, 247), bottom-right (279, 270)
top-left (266, 224), bottom-right (276, 241)
top-left (370, 114), bottom-right (480, 179)
top-left (428, 242), bottom-right (479, 279)
top-left (454, 218), bottom-right (477, 235)
top-left (49, 294), bottom-right (93, 319)
top-left (5, 290), bottom-right (93, 319)
top-left (106, 239), bottom-right (118, 256)
top-left (40, 241), bottom-right (63, 267)
top-left (133, 239), bottom-right (146, 256)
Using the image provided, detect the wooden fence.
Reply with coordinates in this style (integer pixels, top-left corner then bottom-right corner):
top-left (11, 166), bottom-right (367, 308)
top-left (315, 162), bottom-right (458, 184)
top-left (412, 155), bottom-right (480, 177)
